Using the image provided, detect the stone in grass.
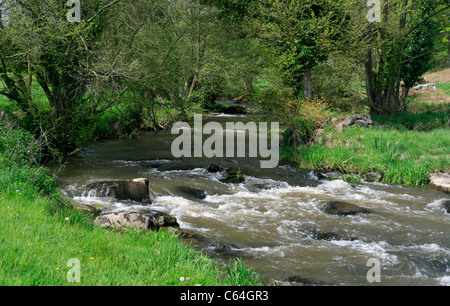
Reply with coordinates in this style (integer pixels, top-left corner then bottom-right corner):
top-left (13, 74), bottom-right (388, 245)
top-left (72, 202), bottom-right (101, 218)
top-left (322, 201), bottom-right (372, 216)
top-left (95, 211), bottom-right (179, 231)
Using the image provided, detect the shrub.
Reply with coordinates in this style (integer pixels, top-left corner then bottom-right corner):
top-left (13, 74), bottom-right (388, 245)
top-left (282, 97), bottom-right (330, 147)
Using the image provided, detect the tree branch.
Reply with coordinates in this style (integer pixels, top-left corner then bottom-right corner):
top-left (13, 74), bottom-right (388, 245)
top-left (404, 4), bottom-right (450, 38)
top-left (399, 46), bottom-right (445, 65)
top-left (86, 0), bottom-right (123, 24)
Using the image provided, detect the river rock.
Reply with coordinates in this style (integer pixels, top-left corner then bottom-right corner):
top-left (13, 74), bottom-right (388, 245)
top-left (286, 276), bottom-right (327, 286)
top-left (177, 186), bottom-right (207, 200)
top-left (322, 201), bottom-right (372, 216)
top-left (165, 227), bottom-right (207, 245)
top-left (84, 178), bottom-right (151, 203)
top-left (443, 200), bottom-right (450, 214)
top-left (300, 228), bottom-right (357, 241)
top-left (222, 105), bottom-right (247, 114)
top-left (206, 164), bottom-right (223, 173)
top-left (205, 240), bottom-right (240, 254)
top-left (220, 168), bottom-right (245, 183)
top-left (147, 210), bottom-right (180, 230)
top-left (72, 202), bottom-right (101, 218)
top-left (429, 173), bottom-right (450, 194)
top-left (365, 172), bottom-right (383, 182)
top-left (95, 211), bottom-right (179, 231)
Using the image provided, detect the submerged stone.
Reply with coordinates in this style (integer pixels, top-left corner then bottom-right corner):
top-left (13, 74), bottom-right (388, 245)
top-left (177, 186), bottom-right (207, 200)
top-left (322, 201), bottom-right (372, 216)
top-left (220, 168), bottom-right (245, 184)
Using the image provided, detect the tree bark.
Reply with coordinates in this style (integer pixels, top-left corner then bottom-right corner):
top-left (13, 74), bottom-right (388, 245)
top-left (365, 49), bottom-right (376, 112)
top-left (303, 66), bottom-right (312, 99)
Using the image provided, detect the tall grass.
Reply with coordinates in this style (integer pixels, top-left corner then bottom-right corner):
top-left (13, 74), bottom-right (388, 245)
top-left (291, 125), bottom-right (449, 187)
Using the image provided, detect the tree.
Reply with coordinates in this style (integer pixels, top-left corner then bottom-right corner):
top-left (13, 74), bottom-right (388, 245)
top-left (253, 0), bottom-right (348, 98)
top-left (363, 0), bottom-right (449, 114)
top-left (0, 0), bottom-right (126, 159)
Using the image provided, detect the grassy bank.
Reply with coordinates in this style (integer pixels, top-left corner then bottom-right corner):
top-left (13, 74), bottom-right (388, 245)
top-left (287, 124), bottom-right (449, 187)
top-left (281, 69), bottom-right (450, 188)
top-left (0, 123), bottom-right (263, 286)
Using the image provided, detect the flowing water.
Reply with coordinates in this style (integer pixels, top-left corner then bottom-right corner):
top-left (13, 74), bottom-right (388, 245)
top-left (57, 106), bottom-right (450, 286)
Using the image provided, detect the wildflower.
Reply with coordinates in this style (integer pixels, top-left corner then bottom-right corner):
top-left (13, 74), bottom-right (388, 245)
top-left (180, 277), bottom-right (185, 282)
top-left (90, 257), bottom-right (95, 260)
top-left (65, 217), bottom-right (69, 222)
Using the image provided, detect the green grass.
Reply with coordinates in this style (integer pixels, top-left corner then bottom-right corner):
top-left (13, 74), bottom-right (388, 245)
top-left (436, 82), bottom-right (450, 95)
top-left (286, 125), bottom-right (449, 187)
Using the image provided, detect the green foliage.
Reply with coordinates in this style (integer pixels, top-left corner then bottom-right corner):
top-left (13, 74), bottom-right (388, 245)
top-left (0, 122), bottom-right (41, 166)
top-left (400, 0), bottom-right (438, 89)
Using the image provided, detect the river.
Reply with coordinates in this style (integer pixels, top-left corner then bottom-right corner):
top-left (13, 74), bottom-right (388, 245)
top-left (56, 104), bottom-right (450, 286)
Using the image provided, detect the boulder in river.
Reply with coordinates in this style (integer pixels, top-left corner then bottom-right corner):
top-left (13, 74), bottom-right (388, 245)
top-left (95, 211), bottom-right (179, 231)
top-left (84, 178), bottom-right (151, 203)
top-left (177, 186), bottom-right (207, 200)
top-left (205, 240), bottom-right (240, 255)
top-left (299, 228), bottom-right (357, 242)
top-left (222, 105), bottom-right (247, 114)
top-left (206, 163), bottom-right (223, 173)
top-left (286, 276), bottom-right (327, 286)
top-left (443, 200), bottom-right (450, 214)
top-left (220, 168), bottom-right (245, 184)
top-left (322, 201), bottom-right (372, 216)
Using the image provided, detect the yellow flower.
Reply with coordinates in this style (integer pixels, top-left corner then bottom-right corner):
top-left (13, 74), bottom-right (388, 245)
top-left (90, 257), bottom-right (95, 260)
top-left (56, 267), bottom-right (59, 270)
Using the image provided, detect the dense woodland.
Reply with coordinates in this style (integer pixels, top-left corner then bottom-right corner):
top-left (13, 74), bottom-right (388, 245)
top-left (0, 0), bottom-right (449, 161)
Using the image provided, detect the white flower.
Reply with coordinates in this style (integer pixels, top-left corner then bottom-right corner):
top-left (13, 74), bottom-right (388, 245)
top-left (65, 217), bottom-right (70, 222)
top-left (179, 277), bottom-right (185, 282)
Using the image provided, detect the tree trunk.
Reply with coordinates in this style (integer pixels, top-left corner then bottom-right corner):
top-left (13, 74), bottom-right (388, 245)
top-left (365, 49), bottom-right (376, 112)
top-left (401, 86), bottom-right (410, 112)
top-left (303, 66), bottom-right (312, 99)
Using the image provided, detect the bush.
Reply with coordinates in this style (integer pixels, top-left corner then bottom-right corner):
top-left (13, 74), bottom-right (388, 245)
top-left (0, 164), bottom-right (58, 196)
top-left (0, 122), bottom-right (41, 166)
top-left (312, 55), bottom-right (366, 112)
top-left (282, 97), bottom-right (330, 146)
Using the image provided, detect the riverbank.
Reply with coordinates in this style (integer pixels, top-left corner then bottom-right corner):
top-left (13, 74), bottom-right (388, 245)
top-left (281, 71), bottom-right (450, 190)
top-left (0, 123), bottom-right (264, 286)
top-left (283, 117), bottom-right (449, 188)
